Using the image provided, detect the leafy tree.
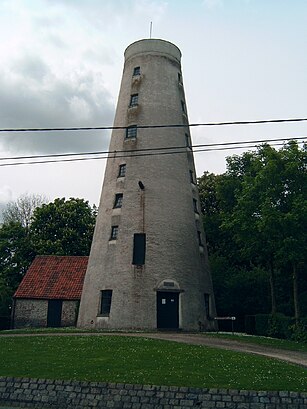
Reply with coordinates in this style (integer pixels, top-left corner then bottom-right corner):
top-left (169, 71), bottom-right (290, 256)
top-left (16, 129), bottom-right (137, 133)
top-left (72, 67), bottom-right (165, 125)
top-left (0, 196), bottom-right (97, 317)
top-left (198, 141), bottom-right (307, 323)
top-left (0, 222), bottom-right (35, 315)
top-left (273, 142), bottom-right (307, 321)
top-left (198, 172), bottom-right (239, 257)
top-left (227, 142), bottom-right (306, 318)
top-left (198, 172), bottom-right (222, 254)
top-left (3, 193), bottom-right (47, 230)
top-left (31, 198), bottom-right (96, 256)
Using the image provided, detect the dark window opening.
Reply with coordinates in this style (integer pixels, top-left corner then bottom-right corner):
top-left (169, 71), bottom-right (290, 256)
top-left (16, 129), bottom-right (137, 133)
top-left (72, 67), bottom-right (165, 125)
top-left (132, 233), bottom-right (146, 265)
top-left (133, 66), bottom-right (141, 76)
top-left (189, 170), bottom-right (195, 184)
top-left (126, 125), bottom-right (137, 139)
top-left (193, 198), bottom-right (198, 213)
top-left (181, 100), bottom-right (186, 113)
top-left (197, 231), bottom-right (203, 246)
top-left (118, 164), bottom-right (126, 177)
top-left (129, 94), bottom-right (138, 107)
top-left (178, 72), bottom-right (182, 83)
top-left (114, 193), bottom-right (123, 208)
top-left (185, 133), bottom-right (191, 148)
top-left (100, 290), bottom-right (113, 316)
top-left (110, 225), bottom-right (119, 240)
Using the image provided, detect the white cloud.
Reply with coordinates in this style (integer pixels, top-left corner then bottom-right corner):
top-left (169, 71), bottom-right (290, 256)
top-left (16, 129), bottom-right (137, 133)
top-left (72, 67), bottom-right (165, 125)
top-left (0, 0), bottom-right (116, 155)
top-left (0, 186), bottom-right (13, 204)
top-left (0, 0), bottom-right (306, 206)
top-left (0, 55), bottom-right (114, 154)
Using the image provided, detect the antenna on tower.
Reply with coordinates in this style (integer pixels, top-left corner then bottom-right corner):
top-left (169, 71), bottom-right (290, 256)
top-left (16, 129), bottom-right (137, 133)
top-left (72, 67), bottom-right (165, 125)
top-left (149, 21), bottom-right (153, 38)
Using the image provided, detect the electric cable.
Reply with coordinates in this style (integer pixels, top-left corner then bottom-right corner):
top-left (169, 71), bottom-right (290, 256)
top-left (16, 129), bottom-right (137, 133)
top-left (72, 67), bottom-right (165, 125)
top-left (0, 140), bottom-right (304, 168)
top-left (0, 136), bottom-right (305, 162)
top-left (0, 117), bottom-right (306, 133)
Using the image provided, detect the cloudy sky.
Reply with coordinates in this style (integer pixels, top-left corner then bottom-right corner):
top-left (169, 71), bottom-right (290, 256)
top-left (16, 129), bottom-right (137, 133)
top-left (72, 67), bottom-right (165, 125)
top-left (0, 0), bottom-right (306, 212)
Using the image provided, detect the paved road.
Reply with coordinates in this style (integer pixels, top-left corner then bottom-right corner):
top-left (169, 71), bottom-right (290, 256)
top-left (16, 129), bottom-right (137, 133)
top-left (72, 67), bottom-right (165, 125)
top-left (1, 332), bottom-right (306, 368)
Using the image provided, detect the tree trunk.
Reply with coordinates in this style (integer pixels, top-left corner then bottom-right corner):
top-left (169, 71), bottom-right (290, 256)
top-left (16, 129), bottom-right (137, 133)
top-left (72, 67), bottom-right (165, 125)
top-left (293, 262), bottom-right (300, 323)
top-left (269, 260), bottom-right (277, 314)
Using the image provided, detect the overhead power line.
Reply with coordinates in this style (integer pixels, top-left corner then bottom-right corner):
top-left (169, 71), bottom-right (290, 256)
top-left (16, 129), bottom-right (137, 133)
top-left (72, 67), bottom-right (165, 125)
top-left (0, 117), bottom-right (307, 133)
top-left (0, 138), bottom-right (304, 168)
top-left (0, 136), bottom-right (305, 162)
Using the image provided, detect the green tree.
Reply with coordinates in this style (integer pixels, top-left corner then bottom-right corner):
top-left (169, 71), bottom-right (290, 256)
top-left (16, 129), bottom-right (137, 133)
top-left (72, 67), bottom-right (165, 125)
top-left (3, 193), bottom-right (46, 230)
top-left (0, 196), bottom-right (97, 317)
top-left (198, 142), bottom-right (307, 323)
top-left (31, 198), bottom-right (96, 256)
top-left (223, 142), bottom-right (306, 318)
top-left (273, 142), bottom-right (307, 321)
top-left (198, 172), bottom-right (222, 254)
top-left (0, 222), bottom-right (35, 315)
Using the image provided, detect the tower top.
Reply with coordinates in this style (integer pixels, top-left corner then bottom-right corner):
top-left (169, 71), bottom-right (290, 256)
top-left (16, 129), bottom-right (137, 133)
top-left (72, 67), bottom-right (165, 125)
top-left (124, 39), bottom-right (181, 63)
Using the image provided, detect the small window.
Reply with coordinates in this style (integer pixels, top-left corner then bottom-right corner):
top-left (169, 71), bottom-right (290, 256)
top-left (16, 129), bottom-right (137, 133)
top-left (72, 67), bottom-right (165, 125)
top-left (132, 233), bottom-right (146, 265)
top-left (129, 94), bottom-right (138, 107)
top-left (118, 164), bottom-right (126, 177)
top-left (126, 125), bottom-right (137, 139)
top-left (204, 293), bottom-right (210, 320)
top-left (197, 231), bottom-right (203, 246)
top-left (178, 72), bottom-right (182, 83)
top-left (113, 193), bottom-right (123, 208)
top-left (185, 133), bottom-right (191, 148)
top-left (181, 100), bottom-right (186, 113)
top-left (189, 170), bottom-right (195, 184)
top-left (110, 225), bottom-right (119, 240)
top-left (193, 198), bottom-right (198, 213)
top-left (100, 290), bottom-right (113, 316)
top-left (133, 66), bottom-right (141, 76)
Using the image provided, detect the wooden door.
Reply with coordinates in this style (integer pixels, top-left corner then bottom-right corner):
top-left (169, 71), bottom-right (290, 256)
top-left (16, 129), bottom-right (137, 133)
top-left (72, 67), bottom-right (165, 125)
top-left (157, 292), bottom-right (179, 329)
top-left (47, 300), bottom-right (62, 327)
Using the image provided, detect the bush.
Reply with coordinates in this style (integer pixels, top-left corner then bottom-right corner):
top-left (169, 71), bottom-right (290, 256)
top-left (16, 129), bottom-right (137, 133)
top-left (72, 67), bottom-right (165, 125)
top-left (267, 314), bottom-right (292, 339)
top-left (245, 315), bottom-right (256, 335)
top-left (255, 314), bottom-right (270, 336)
top-left (245, 314), bottom-right (303, 340)
top-left (290, 319), bottom-right (307, 343)
top-left (0, 316), bottom-right (11, 330)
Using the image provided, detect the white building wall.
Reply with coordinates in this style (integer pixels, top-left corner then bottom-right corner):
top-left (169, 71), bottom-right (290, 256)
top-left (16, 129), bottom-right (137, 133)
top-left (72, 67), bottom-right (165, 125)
top-left (78, 39), bottom-right (216, 330)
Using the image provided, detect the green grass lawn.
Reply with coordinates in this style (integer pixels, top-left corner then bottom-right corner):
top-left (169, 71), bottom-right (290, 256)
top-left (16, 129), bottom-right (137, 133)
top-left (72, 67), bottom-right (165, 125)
top-left (0, 335), bottom-right (306, 391)
top-left (2, 328), bottom-right (306, 352)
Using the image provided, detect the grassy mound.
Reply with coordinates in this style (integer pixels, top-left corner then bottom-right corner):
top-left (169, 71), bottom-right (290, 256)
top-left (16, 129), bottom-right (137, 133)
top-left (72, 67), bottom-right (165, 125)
top-left (0, 335), bottom-right (306, 391)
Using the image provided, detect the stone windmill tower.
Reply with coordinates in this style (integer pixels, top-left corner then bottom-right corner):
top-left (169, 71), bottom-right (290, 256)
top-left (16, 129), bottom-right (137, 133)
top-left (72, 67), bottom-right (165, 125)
top-left (78, 39), bottom-right (216, 331)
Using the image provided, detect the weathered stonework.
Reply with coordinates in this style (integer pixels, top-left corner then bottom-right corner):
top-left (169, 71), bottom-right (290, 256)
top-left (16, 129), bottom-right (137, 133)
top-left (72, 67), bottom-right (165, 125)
top-left (13, 299), bottom-right (79, 329)
top-left (61, 301), bottom-right (79, 327)
top-left (14, 299), bottom-right (47, 328)
top-left (78, 39), bottom-right (216, 331)
top-left (0, 377), bottom-right (306, 409)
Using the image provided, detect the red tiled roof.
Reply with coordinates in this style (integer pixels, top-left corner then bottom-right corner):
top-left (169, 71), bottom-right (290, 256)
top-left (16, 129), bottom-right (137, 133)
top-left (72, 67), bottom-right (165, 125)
top-left (14, 255), bottom-right (88, 300)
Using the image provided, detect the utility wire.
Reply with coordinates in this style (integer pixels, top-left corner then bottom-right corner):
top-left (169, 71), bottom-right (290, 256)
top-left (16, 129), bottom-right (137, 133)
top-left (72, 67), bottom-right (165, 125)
top-left (0, 117), bottom-right (307, 133)
top-left (0, 140), bottom-right (304, 168)
top-left (0, 136), bottom-right (305, 162)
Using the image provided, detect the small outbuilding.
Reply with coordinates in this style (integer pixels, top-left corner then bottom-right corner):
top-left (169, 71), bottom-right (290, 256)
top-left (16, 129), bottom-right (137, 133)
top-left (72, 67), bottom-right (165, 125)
top-left (12, 255), bottom-right (88, 329)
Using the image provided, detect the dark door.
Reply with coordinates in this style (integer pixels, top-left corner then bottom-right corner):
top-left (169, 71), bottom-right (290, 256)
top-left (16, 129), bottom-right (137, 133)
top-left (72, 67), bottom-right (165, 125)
top-left (47, 300), bottom-right (62, 327)
top-left (157, 292), bottom-right (179, 329)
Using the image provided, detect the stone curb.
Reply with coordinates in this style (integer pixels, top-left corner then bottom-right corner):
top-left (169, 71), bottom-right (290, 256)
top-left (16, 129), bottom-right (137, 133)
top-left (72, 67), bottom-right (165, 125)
top-left (0, 377), bottom-right (306, 409)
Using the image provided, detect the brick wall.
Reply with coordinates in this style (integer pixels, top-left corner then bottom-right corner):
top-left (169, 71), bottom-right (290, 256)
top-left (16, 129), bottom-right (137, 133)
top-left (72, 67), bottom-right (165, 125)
top-left (13, 299), bottom-right (79, 328)
top-left (0, 377), bottom-right (306, 408)
top-left (61, 301), bottom-right (79, 327)
top-left (14, 299), bottom-right (47, 328)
